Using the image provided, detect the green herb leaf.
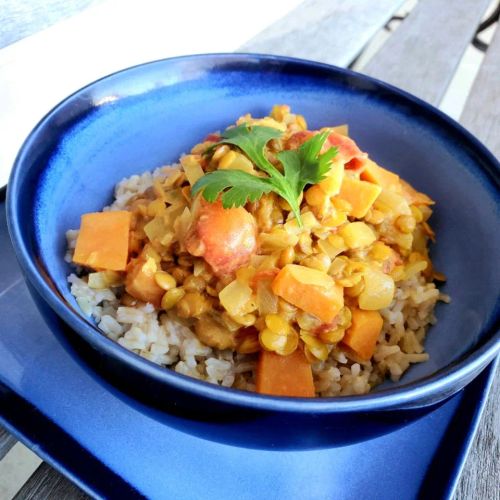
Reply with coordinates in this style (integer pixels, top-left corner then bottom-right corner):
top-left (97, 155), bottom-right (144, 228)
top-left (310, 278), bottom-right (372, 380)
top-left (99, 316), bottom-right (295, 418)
top-left (191, 169), bottom-right (274, 208)
top-left (192, 124), bottom-right (338, 225)
top-left (278, 130), bottom-right (338, 195)
top-left (220, 124), bottom-right (283, 178)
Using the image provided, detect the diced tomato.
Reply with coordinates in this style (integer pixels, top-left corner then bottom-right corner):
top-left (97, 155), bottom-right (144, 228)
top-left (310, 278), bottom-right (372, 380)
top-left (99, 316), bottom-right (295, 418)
top-left (185, 199), bottom-right (257, 277)
top-left (327, 131), bottom-right (367, 166)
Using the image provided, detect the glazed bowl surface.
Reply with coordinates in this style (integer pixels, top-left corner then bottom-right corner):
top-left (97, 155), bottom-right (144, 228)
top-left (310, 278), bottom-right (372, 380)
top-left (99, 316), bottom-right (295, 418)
top-left (7, 54), bottom-right (500, 447)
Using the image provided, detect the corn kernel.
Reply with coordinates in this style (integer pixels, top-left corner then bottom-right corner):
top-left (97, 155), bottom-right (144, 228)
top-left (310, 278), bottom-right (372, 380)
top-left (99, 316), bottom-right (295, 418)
top-left (305, 185), bottom-right (326, 206)
top-left (265, 314), bottom-right (290, 334)
top-left (391, 265), bottom-right (405, 282)
top-left (161, 287), bottom-right (185, 310)
top-left (396, 215), bottom-right (416, 234)
top-left (370, 242), bottom-right (393, 261)
top-left (142, 257), bottom-right (157, 275)
top-left (237, 334), bottom-right (260, 354)
top-left (176, 292), bottom-right (210, 317)
top-left (270, 104), bottom-right (290, 122)
top-left (338, 306), bottom-right (352, 328)
top-left (298, 232), bottom-right (313, 254)
top-left (301, 332), bottom-right (329, 361)
top-left (212, 144), bottom-right (229, 162)
top-left (219, 150), bottom-right (254, 173)
top-left (300, 254), bottom-right (331, 273)
top-left (318, 328), bottom-right (345, 344)
top-left (404, 260), bottom-right (428, 279)
top-left (259, 327), bottom-right (298, 356)
top-left (154, 271), bottom-right (177, 291)
top-left (364, 208), bottom-right (385, 225)
top-left (296, 311), bottom-right (322, 331)
top-left (183, 275), bottom-right (206, 292)
top-left (231, 313), bottom-right (257, 326)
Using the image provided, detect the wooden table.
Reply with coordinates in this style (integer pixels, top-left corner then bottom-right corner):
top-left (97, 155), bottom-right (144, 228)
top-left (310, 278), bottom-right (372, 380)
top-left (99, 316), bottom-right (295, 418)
top-left (0, 0), bottom-right (498, 498)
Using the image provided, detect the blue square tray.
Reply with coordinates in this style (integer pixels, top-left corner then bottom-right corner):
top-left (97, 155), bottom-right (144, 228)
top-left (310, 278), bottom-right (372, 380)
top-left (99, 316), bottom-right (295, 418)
top-left (0, 191), bottom-right (496, 499)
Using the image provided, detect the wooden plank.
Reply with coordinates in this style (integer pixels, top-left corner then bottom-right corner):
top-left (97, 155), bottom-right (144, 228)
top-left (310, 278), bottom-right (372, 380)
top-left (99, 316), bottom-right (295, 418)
top-left (0, 442), bottom-right (43, 499)
top-left (455, 364), bottom-right (500, 500)
top-left (240, 0), bottom-right (406, 68)
top-left (0, 426), bottom-right (16, 460)
top-left (460, 27), bottom-right (500, 158)
top-left (14, 463), bottom-right (90, 500)
top-left (363, 0), bottom-right (491, 106)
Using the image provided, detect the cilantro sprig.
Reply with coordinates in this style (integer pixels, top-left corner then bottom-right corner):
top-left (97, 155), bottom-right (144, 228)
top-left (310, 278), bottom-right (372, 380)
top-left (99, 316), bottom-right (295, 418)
top-left (191, 124), bottom-right (337, 226)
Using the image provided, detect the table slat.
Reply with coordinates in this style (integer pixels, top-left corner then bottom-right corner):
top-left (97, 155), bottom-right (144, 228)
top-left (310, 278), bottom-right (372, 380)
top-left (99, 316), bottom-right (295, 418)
top-left (363, 0), bottom-right (491, 106)
top-left (240, 0), bottom-right (406, 68)
top-left (455, 363), bottom-right (500, 500)
top-left (460, 27), bottom-right (500, 157)
top-left (0, 426), bottom-right (16, 460)
top-left (13, 463), bottom-right (90, 500)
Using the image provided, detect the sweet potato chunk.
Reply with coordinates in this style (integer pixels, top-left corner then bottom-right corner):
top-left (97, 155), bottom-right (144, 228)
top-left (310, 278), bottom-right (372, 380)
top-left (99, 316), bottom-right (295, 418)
top-left (256, 349), bottom-right (315, 397)
top-left (125, 255), bottom-right (164, 308)
top-left (271, 264), bottom-right (343, 323)
top-left (360, 160), bottom-right (401, 191)
top-left (73, 211), bottom-right (131, 271)
top-left (337, 177), bottom-right (382, 218)
top-left (341, 308), bottom-right (383, 360)
top-left (185, 199), bottom-right (257, 277)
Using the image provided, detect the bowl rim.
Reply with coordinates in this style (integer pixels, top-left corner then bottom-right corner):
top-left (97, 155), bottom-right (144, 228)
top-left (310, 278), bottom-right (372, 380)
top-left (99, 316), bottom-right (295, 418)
top-left (7, 52), bottom-right (500, 414)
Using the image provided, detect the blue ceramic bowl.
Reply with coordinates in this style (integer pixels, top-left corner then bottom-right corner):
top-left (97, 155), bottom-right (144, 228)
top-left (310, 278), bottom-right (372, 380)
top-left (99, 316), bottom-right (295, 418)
top-left (7, 54), bottom-right (500, 448)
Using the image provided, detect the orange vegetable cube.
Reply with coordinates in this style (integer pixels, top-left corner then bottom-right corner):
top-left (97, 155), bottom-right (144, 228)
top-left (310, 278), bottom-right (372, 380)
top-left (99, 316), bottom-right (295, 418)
top-left (360, 160), bottom-right (401, 191)
top-left (337, 177), bottom-right (382, 218)
top-left (73, 211), bottom-right (131, 271)
top-left (125, 255), bottom-right (164, 308)
top-left (271, 264), bottom-right (343, 323)
top-left (256, 349), bottom-right (315, 397)
top-left (341, 308), bottom-right (383, 360)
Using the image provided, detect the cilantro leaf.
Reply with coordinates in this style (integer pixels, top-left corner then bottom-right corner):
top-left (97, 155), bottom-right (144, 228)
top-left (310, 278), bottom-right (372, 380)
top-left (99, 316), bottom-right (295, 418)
top-left (191, 169), bottom-right (273, 208)
top-left (278, 130), bottom-right (338, 194)
top-left (192, 123), bottom-right (338, 226)
top-left (220, 124), bottom-right (282, 178)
